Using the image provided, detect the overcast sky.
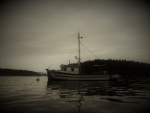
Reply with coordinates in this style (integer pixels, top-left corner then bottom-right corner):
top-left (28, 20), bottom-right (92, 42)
top-left (0, 0), bottom-right (150, 72)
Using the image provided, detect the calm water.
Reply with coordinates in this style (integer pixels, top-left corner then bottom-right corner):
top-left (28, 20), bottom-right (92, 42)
top-left (0, 76), bottom-right (150, 113)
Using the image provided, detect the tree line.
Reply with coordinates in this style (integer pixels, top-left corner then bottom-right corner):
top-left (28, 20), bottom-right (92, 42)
top-left (0, 68), bottom-right (41, 76)
top-left (81, 59), bottom-right (150, 77)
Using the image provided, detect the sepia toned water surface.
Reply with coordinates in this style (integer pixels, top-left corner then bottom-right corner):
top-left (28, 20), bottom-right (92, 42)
top-left (0, 76), bottom-right (150, 113)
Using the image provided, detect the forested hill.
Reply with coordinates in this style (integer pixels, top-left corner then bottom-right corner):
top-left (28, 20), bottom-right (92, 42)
top-left (0, 68), bottom-right (41, 76)
top-left (81, 59), bottom-right (150, 77)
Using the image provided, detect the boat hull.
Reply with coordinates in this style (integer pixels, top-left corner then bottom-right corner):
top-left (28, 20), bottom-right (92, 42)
top-left (46, 70), bottom-right (111, 81)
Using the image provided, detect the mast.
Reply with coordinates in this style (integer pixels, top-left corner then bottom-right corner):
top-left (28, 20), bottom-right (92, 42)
top-left (77, 33), bottom-right (81, 74)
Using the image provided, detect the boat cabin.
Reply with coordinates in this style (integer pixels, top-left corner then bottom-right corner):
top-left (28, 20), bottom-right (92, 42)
top-left (60, 64), bottom-right (79, 74)
top-left (60, 64), bottom-right (108, 75)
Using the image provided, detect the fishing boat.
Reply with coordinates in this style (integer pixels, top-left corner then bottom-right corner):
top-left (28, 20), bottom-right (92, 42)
top-left (46, 33), bottom-right (120, 81)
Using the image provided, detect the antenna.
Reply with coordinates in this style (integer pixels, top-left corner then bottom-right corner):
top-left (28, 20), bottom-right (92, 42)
top-left (77, 32), bottom-right (82, 74)
top-left (47, 64), bottom-right (53, 70)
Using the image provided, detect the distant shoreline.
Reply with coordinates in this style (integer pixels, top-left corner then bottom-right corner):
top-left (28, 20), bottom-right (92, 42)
top-left (0, 75), bottom-right (47, 76)
top-left (0, 68), bottom-right (46, 76)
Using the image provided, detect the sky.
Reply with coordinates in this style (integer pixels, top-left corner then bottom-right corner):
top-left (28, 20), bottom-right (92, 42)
top-left (0, 0), bottom-right (150, 72)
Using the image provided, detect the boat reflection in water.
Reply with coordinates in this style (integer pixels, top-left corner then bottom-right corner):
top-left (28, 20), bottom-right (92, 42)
top-left (46, 79), bottom-right (150, 113)
top-left (46, 81), bottom-right (109, 113)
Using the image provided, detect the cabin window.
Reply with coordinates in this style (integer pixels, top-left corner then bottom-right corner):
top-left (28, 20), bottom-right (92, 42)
top-left (71, 68), bottom-right (74, 71)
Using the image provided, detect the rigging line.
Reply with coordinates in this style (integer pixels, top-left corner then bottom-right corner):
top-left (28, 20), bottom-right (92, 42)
top-left (80, 42), bottom-right (99, 59)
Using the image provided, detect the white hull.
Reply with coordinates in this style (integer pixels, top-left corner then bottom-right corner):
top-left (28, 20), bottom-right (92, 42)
top-left (47, 70), bottom-right (111, 81)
